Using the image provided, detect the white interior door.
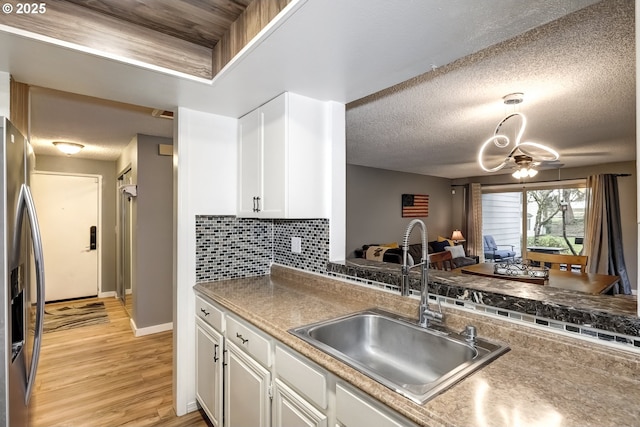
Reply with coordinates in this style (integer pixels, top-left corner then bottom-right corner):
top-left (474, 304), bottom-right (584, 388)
top-left (31, 173), bottom-right (100, 302)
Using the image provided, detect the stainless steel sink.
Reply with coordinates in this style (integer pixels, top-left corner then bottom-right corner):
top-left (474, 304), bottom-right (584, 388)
top-left (289, 308), bottom-right (509, 404)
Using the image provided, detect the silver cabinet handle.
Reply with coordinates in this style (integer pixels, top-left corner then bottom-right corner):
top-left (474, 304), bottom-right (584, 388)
top-left (252, 196), bottom-right (262, 212)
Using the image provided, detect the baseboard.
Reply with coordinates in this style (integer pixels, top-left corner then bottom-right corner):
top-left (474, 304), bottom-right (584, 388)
top-left (129, 318), bottom-right (173, 337)
top-left (187, 400), bottom-right (200, 413)
top-left (98, 291), bottom-right (116, 298)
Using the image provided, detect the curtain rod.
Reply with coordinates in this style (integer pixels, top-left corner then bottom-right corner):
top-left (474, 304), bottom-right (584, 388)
top-left (454, 173), bottom-right (632, 189)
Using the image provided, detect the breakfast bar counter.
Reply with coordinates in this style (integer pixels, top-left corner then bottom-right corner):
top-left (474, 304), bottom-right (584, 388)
top-left (194, 265), bottom-right (640, 427)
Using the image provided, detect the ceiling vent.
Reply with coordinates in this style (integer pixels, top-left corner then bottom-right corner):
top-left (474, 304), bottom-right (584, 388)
top-left (152, 109), bottom-right (174, 119)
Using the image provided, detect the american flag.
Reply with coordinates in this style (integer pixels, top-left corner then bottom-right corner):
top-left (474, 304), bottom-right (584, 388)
top-left (402, 194), bottom-right (429, 217)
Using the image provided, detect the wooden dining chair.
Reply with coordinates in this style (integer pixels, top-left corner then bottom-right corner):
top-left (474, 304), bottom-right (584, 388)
top-left (525, 251), bottom-right (588, 272)
top-left (429, 250), bottom-right (454, 271)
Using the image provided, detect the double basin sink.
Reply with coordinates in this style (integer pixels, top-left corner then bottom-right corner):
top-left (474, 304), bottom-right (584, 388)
top-left (289, 308), bottom-right (509, 404)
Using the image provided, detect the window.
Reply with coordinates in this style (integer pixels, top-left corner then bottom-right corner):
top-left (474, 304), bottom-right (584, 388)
top-left (482, 181), bottom-right (586, 258)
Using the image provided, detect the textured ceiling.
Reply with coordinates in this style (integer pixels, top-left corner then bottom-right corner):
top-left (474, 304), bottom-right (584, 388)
top-left (346, 0), bottom-right (635, 179)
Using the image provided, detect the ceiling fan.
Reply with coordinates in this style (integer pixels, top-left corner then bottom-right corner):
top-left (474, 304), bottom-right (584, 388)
top-left (477, 93), bottom-right (560, 179)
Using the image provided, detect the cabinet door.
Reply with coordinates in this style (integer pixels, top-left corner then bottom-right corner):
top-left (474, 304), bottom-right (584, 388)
top-left (238, 107), bottom-right (263, 216)
top-left (336, 383), bottom-right (415, 427)
top-left (225, 341), bottom-right (271, 427)
top-left (273, 379), bottom-right (327, 427)
top-left (260, 92), bottom-right (287, 217)
top-left (196, 320), bottom-right (223, 427)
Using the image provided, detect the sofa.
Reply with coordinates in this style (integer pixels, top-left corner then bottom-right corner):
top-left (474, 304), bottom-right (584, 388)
top-left (355, 240), bottom-right (478, 269)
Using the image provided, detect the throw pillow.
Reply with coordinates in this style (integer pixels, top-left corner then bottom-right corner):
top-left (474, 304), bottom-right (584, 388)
top-left (437, 236), bottom-right (455, 247)
top-left (431, 240), bottom-right (449, 252)
top-left (365, 246), bottom-right (389, 261)
top-left (380, 242), bottom-right (400, 248)
top-left (445, 245), bottom-right (466, 259)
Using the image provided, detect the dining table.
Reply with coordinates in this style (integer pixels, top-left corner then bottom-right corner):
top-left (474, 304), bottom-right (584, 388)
top-left (459, 262), bottom-right (620, 294)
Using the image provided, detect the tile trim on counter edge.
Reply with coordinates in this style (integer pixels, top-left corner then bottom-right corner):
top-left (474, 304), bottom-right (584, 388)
top-left (326, 261), bottom-right (640, 352)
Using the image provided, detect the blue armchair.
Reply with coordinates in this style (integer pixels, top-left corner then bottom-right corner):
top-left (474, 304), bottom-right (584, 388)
top-left (483, 235), bottom-right (516, 262)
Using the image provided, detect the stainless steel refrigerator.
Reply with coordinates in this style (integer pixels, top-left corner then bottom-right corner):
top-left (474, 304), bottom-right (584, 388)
top-left (1, 117), bottom-right (45, 427)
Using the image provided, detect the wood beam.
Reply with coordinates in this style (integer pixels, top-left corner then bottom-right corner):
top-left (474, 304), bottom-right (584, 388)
top-left (10, 77), bottom-right (29, 136)
top-left (212, 0), bottom-right (292, 75)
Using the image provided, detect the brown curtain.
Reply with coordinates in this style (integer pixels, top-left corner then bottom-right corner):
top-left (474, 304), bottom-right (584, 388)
top-left (584, 174), bottom-right (631, 294)
top-left (465, 183), bottom-right (484, 260)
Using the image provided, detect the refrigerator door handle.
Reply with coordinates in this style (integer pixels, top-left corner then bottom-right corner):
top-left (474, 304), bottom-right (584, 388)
top-left (13, 184), bottom-right (46, 404)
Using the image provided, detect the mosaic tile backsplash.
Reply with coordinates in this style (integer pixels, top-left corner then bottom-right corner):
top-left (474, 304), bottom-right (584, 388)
top-left (196, 216), bottom-right (330, 282)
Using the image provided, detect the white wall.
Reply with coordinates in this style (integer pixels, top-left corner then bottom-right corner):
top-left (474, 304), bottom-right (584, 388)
top-left (173, 107), bottom-right (237, 415)
top-left (0, 72), bottom-right (9, 118)
top-left (328, 101), bottom-right (346, 261)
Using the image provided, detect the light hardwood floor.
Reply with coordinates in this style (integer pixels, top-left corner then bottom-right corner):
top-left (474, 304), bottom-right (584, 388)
top-left (33, 297), bottom-right (211, 427)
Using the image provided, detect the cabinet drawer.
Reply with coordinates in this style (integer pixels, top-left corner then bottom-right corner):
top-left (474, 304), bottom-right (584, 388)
top-left (275, 345), bottom-right (327, 409)
top-left (195, 295), bottom-right (224, 332)
top-left (226, 315), bottom-right (272, 367)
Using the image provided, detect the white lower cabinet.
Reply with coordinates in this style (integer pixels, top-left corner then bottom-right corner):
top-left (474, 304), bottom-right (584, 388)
top-left (224, 340), bottom-right (272, 427)
top-left (273, 379), bottom-right (327, 427)
top-left (195, 294), bottom-right (418, 427)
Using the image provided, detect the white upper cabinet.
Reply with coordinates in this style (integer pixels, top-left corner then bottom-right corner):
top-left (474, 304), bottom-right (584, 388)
top-left (237, 92), bottom-right (329, 218)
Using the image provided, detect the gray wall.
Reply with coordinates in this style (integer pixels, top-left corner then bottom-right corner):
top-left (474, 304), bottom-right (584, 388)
top-left (35, 155), bottom-right (117, 293)
top-left (117, 134), bottom-right (173, 329)
top-left (136, 135), bottom-right (173, 328)
top-left (346, 164), bottom-right (453, 258)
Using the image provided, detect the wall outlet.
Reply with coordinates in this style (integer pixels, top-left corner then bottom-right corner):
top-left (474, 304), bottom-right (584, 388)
top-left (291, 236), bottom-right (302, 254)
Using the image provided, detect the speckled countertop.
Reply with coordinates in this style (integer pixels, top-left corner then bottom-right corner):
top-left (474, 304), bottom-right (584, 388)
top-left (194, 265), bottom-right (640, 427)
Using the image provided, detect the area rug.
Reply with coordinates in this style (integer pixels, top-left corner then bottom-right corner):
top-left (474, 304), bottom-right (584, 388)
top-left (43, 301), bottom-right (109, 333)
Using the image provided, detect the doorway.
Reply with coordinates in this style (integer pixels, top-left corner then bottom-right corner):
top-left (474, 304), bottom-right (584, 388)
top-left (117, 169), bottom-right (134, 316)
top-left (31, 172), bottom-right (101, 302)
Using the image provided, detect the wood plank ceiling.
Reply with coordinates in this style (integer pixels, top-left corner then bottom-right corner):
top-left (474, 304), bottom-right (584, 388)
top-left (0, 0), bottom-right (292, 79)
top-left (64, 0), bottom-right (252, 48)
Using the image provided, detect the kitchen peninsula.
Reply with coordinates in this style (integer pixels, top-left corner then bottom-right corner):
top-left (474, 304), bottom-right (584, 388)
top-left (195, 264), bottom-right (640, 427)
top-left (328, 259), bottom-right (640, 339)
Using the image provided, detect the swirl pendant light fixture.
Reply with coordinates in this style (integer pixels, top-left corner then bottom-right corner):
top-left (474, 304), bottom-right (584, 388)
top-left (477, 93), bottom-right (559, 179)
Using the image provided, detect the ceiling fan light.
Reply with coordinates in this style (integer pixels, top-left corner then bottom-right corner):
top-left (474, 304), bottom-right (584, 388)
top-left (512, 166), bottom-right (538, 179)
top-left (479, 94), bottom-right (560, 176)
top-left (53, 141), bottom-right (84, 155)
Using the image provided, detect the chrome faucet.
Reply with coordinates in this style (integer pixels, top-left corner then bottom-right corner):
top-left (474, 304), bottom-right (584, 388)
top-left (401, 219), bottom-right (441, 327)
